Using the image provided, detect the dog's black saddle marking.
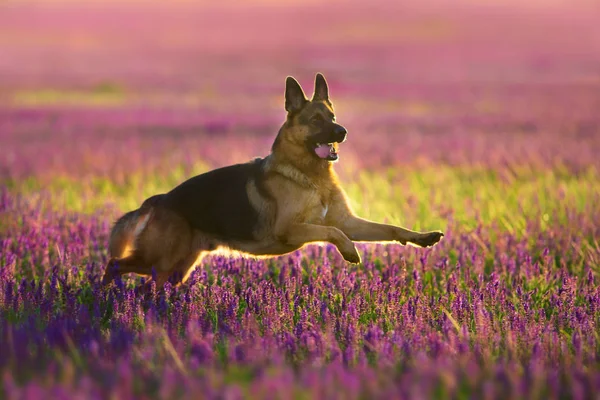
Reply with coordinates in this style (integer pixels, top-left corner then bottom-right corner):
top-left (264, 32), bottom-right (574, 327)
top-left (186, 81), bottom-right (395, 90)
top-left (163, 158), bottom-right (267, 241)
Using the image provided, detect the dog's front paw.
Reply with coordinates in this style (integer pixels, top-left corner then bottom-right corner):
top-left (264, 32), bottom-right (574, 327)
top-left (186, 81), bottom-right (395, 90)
top-left (411, 231), bottom-right (444, 248)
top-left (340, 245), bottom-right (362, 264)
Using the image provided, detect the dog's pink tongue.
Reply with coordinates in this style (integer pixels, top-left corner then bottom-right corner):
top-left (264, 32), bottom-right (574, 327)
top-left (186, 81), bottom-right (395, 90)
top-left (315, 144), bottom-right (331, 159)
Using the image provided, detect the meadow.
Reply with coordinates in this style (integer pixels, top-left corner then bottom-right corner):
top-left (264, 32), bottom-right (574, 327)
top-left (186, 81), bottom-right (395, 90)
top-left (1, 1), bottom-right (600, 398)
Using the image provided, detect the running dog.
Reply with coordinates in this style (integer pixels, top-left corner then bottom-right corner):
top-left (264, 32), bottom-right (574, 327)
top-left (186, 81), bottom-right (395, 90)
top-left (102, 73), bottom-right (444, 288)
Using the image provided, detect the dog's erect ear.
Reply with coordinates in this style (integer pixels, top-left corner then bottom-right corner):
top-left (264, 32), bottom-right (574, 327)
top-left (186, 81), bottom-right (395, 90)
top-left (312, 73), bottom-right (329, 102)
top-left (285, 76), bottom-right (307, 114)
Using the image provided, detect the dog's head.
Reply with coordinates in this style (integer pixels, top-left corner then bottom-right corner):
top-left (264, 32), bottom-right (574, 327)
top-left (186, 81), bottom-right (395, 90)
top-left (275, 73), bottom-right (347, 162)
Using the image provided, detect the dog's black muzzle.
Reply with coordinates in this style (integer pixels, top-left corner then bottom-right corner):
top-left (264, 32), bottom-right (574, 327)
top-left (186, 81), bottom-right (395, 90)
top-left (332, 123), bottom-right (347, 143)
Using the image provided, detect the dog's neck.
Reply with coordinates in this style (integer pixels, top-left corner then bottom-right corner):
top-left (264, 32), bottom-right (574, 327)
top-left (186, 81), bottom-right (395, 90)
top-left (268, 131), bottom-right (334, 188)
top-left (266, 160), bottom-right (318, 189)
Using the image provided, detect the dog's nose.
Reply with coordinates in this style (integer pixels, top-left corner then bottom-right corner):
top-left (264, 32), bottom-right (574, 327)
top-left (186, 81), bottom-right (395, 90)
top-left (334, 124), bottom-right (347, 135)
top-left (333, 124), bottom-right (347, 142)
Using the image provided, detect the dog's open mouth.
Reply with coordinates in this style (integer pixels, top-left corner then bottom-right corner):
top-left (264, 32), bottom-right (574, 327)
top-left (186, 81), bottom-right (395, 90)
top-left (314, 142), bottom-right (339, 160)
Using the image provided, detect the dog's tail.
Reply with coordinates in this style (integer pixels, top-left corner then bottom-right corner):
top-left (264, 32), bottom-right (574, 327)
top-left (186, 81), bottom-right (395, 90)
top-left (108, 194), bottom-right (163, 259)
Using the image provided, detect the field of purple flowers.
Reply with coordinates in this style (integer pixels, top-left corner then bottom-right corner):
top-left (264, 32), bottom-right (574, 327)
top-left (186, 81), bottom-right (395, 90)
top-left (2, 1), bottom-right (600, 399)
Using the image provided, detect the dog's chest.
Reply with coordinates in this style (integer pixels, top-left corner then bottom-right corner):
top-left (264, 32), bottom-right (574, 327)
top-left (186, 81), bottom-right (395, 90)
top-left (302, 193), bottom-right (329, 224)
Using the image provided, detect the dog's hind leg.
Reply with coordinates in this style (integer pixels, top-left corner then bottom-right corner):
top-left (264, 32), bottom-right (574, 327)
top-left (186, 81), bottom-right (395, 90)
top-left (134, 272), bottom-right (172, 295)
top-left (171, 250), bottom-right (206, 287)
top-left (134, 249), bottom-right (206, 294)
top-left (102, 251), bottom-right (152, 285)
top-left (135, 272), bottom-right (171, 294)
top-left (146, 250), bottom-right (205, 290)
top-left (163, 234), bottom-right (214, 288)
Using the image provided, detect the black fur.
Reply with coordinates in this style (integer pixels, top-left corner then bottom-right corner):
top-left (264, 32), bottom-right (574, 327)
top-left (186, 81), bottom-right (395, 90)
top-left (161, 159), bottom-right (267, 241)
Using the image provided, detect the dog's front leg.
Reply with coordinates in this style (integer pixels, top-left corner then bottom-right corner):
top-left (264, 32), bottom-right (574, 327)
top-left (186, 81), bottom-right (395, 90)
top-left (277, 223), bottom-right (361, 264)
top-left (336, 216), bottom-right (444, 248)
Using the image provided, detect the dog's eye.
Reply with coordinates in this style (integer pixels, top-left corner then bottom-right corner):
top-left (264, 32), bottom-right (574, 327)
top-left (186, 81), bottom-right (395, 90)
top-left (310, 116), bottom-right (323, 126)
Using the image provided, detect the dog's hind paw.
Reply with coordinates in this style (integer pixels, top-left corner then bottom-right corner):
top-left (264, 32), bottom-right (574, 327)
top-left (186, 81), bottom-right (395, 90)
top-left (101, 258), bottom-right (119, 286)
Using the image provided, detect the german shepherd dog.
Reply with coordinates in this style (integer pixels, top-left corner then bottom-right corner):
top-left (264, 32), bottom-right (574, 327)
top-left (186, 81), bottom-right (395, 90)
top-left (102, 73), bottom-right (444, 289)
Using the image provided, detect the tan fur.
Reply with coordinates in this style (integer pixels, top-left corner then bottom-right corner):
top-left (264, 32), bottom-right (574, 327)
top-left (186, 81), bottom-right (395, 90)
top-left (102, 74), bottom-right (443, 290)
